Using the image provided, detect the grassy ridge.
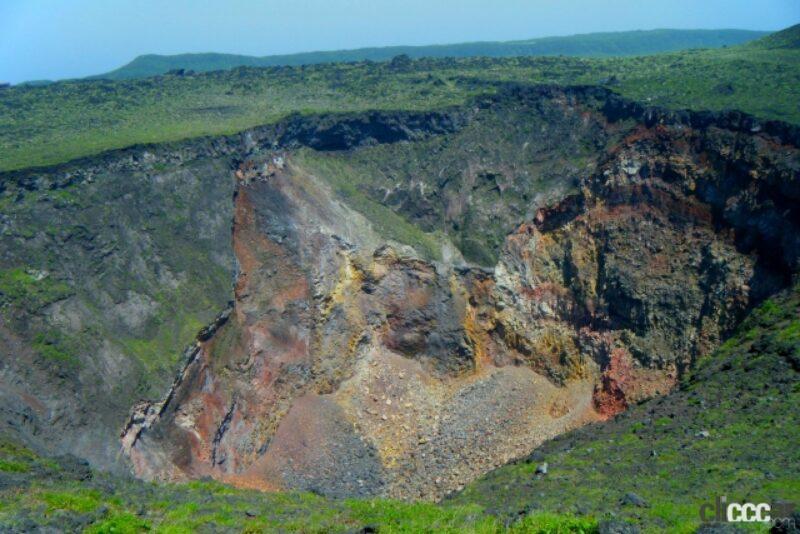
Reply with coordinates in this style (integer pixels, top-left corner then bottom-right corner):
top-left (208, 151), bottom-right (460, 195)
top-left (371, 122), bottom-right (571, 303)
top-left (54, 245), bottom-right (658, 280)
top-left (96, 29), bottom-right (766, 80)
top-left (1, 27), bottom-right (798, 173)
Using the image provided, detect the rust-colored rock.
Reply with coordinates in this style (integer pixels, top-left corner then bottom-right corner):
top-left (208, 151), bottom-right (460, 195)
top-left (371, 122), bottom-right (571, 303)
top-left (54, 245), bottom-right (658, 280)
top-left (121, 87), bottom-right (800, 501)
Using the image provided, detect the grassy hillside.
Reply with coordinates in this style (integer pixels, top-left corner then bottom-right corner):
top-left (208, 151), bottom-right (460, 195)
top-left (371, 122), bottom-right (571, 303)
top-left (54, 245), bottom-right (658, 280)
top-left (450, 285), bottom-right (800, 532)
top-left (744, 22), bottom-right (800, 49)
top-left (0, 438), bottom-right (597, 533)
top-left (96, 29), bottom-right (767, 80)
top-left (1, 27), bottom-right (798, 173)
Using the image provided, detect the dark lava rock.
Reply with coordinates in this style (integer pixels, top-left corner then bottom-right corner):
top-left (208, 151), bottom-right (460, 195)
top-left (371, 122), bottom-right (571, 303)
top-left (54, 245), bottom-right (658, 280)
top-left (620, 492), bottom-right (649, 508)
top-left (55, 454), bottom-right (93, 481)
top-left (599, 519), bottom-right (641, 534)
top-left (772, 512), bottom-right (800, 534)
top-left (696, 522), bottom-right (749, 533)
top-left (714, 83), bottom-right (736, 95)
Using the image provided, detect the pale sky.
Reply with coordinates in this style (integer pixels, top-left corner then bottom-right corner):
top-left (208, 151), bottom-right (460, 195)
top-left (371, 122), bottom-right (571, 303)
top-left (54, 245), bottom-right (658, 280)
top-left (1, 0), bottom-right (798, 84)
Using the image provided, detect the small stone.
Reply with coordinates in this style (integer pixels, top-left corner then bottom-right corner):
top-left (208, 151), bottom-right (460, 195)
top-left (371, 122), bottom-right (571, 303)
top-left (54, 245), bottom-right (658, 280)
top-left (696, 430), bottom-right (710, 439)
top-left (381, 414), bottom-right (388, 421)
top-left (535, 462), bottom-right (548, 475)
top-left (620, 492), bottom-right (648, 508)
top-left (385, 399), bottom-right (392, 406)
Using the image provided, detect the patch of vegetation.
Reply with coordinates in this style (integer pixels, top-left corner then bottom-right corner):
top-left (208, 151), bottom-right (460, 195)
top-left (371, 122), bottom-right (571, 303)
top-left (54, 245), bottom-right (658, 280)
top-left (1, 26), bottom-right (798, 171)
top-left (294, 150), bottom-right (446, 261)
top-left (744, 23), bottom-right (800, 50)
top-left (0, 437), bottom-right (598, 533)
top-left (0, 268), bottom-right (71, 312)
top-left (0, 460), bottom-right (28, 473)
top-left (451, 285), bottom-right (800, 532)
top-left (31, 330), bottom-right (82, 366)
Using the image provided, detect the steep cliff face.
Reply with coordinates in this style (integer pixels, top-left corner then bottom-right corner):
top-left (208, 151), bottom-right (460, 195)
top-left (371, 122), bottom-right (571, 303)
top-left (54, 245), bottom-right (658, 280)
top-left (123, 155), bottom-right (599, 500)
top-left (0, 107), bottom-right (462, 471)
top-left (121, 87), bottom-right (800, 499)
top-left (0, 156), bottom-right (236, 470)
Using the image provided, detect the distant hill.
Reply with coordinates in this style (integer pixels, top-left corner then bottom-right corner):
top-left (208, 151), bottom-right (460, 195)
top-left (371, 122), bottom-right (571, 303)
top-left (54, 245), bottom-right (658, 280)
top-left (95, 28), bottom-right (767, 80)
top-left (745, 22), bottom-right (800, 49)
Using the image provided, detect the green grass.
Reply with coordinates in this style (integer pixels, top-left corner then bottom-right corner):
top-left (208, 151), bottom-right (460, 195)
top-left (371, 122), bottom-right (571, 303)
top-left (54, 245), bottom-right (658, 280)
top-left (0, 460), bottom-right (29, 473)
top-left (40, 489), bottom-right (102, 514)
top-left (0, 267), bottom-right (71, 312)
top-left (1, 26), bottom-right (798, 172)
top-left (31, 331), bottom-right (81, 366)
top-left (0, 438), bottom-right (599, 533)
top-left (85, 512), bottom-right (150, 534)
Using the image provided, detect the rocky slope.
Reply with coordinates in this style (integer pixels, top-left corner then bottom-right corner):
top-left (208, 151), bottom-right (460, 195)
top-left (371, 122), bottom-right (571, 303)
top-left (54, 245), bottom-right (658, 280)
top-left (111, 86), bottom-right (800, 500)
top-left (0, 108), bottom-right (461, 471)
top-left (0, 152), bottom-right (235, 471)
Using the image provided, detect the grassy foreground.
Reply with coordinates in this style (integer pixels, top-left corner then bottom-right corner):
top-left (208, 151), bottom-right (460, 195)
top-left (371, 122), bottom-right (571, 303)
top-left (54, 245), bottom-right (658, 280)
top-left (0, 439), bottom-right (596, 533)
top-left (1, 25), bottom-right (798, 172)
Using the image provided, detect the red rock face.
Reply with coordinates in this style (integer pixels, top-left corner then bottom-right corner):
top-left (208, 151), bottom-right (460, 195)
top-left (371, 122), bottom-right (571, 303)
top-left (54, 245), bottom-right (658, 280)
top-left (593, 347), bottom-right (676, 420)
top-left (122, 90), bottom-right (800, 500)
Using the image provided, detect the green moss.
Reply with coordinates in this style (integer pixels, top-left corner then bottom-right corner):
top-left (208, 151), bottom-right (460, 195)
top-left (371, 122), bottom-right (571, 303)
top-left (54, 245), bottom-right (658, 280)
top-left (85, 512), bottom-right (151, 534)
top-left (0, 460), bottom-right (29, 473)
top-left (40, 489), bottom-right (101, 513)
top-left (347, 500), bottom-right (496, 533)
top-left (31, 331), bottom-right (81, 366)
top-left (0, 440), bottom-right (38, 461)
top-left (0, 268), bottom-right (71, 311)
top-left (511, 513), bottom-right (598, 533)
top-left (777, 320), bottom-right (800, 343)
top-left (753, 298), bottom-right (785, 325)
top-left (120, 312), bottom-right (202, 375)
